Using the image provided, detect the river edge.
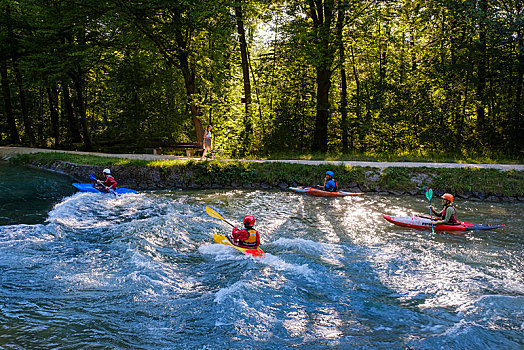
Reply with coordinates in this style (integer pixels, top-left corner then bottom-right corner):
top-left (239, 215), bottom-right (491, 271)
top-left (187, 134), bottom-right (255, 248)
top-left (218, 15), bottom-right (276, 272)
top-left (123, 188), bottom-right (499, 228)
top-left (8, 153), bottom-right (524, 202)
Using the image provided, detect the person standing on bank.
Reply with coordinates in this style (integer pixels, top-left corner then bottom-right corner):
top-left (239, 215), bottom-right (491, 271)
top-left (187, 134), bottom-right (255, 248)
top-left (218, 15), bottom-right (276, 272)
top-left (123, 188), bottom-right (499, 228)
top-left (201, 125), bottom-right (214, 160)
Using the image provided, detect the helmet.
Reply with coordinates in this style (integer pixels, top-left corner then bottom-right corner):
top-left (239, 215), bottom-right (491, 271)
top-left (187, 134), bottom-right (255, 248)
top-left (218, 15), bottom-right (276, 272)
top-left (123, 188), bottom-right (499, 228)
top-left (103, 169), bottom-right (111, 175)
top-left (243, 215), bottom-right (255, 227)
top-left (441, 193), bottom-right (454, 203)
top-left (326, 171), bottom-right (334, 177)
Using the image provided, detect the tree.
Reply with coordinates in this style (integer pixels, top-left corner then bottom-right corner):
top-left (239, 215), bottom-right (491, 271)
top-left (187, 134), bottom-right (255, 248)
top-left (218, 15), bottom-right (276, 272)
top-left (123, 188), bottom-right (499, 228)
top-left (234, 1), bottom-right (254, 156)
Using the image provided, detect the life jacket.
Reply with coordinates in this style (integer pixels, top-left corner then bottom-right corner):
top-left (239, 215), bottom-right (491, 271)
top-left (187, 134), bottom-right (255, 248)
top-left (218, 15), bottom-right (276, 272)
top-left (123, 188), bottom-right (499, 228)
top-left (326, 179), bottom-right (338, 192)
top-left (239, 228), bottom-right (259, 246)
top-left (103, 175), bottom-right (117, 189)
top-left (441, 205), bottom-right (458, 225)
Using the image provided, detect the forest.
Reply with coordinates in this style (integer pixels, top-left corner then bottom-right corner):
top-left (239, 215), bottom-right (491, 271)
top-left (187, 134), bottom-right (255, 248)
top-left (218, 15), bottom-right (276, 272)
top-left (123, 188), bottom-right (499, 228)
top-left (0, 0), bottom-right (522, 158)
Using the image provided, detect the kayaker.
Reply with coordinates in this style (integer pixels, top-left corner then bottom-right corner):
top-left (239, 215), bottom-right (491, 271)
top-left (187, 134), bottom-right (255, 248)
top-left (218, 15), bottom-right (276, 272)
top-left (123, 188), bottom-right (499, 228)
top-left (94, 169), bottom-right (118, 192)
top-left (231, 215), bottom-right (260, 248)
top-left (430, 193), bottom-right (459, 225)
top-left (313, 171), bottom-right (338, 192)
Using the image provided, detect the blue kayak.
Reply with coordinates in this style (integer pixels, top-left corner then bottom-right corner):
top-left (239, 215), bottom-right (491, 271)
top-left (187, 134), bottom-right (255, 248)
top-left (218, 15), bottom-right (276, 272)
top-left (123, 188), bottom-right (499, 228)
top-left (72, 183), bottom-right (138, 194)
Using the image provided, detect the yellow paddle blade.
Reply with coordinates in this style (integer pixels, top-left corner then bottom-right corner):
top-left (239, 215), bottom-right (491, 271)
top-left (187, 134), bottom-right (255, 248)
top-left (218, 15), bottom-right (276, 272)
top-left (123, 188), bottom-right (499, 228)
top-left (205, 206), bottom-right (225, 221)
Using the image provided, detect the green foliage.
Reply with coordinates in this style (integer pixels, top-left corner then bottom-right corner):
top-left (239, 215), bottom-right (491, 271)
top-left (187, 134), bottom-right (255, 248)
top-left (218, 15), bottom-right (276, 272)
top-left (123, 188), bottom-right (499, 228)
top-left (9, 152), bottom-right (153, 167)
top-left (1, 0), bottom-right (522, 158)
top-left (431, 168), bottom-right (524, 196)
top-left (11, 152), bottom-right (524, 196)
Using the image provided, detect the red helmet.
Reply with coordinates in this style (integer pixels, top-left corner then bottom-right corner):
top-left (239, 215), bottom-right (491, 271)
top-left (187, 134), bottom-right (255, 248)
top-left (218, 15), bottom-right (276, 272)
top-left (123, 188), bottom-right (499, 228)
top-left (441, 193), bottom-right (454, 203)
top-left (243, 215), bottom-right (255, 226)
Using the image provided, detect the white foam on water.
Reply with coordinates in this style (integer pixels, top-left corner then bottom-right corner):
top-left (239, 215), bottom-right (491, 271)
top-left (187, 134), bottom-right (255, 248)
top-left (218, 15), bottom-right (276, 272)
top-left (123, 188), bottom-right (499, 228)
top-left (214, 280), bottom-right (247, 304)
top-left (198, 243), bottom-right (247, 261)
top-left (370, 239), bottom-right (524, 311)
top-left (271, 237), bottom-right (346, 269)
top-left (213, 279), bottom-right (277, 341)
top-left (55, 270), bottom-right (112, 290)
top-left (0, 223), bottom-right (53, 244)
top-left (125, 249), bottom-right (201, 297)
top-left (260, 253), bottom-right (317, 282)
top-left (271, 237), bottom-right (324, 254)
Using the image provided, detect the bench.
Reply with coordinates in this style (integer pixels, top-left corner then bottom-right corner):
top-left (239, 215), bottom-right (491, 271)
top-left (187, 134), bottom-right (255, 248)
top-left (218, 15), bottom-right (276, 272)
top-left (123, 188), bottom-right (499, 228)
top-left (153, 142), bottom-right (203, 157)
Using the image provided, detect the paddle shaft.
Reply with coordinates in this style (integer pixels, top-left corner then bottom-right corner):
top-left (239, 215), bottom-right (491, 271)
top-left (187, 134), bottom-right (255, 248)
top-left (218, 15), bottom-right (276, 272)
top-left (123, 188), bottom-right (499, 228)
top-left (221, 218), bottom-right (235, 227)
top-left (428, 194), bottom-right (435, 234)
top-left (205, 206), bottom-right (235, 227)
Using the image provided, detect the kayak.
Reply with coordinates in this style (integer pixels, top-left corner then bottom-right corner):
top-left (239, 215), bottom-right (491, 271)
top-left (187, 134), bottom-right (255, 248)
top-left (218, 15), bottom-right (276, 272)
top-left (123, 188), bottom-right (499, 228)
top-left (213, 232), bottom-right (265, 258)
top-left (72, 183), bottom-right (138, 194)
top-left (383, 215), bottom-right (505, 232)
top-left (289, 187), bottom-right (364, 197)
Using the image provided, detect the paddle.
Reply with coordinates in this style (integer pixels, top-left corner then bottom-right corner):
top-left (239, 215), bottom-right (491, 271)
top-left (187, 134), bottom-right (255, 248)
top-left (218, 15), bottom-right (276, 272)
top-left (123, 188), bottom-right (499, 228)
top-left (90, 173), bottom-right (99, 189)
top-left (425, 189), bottom-right (435, 234)
top-left (205, 206), bottom-right (234, 227)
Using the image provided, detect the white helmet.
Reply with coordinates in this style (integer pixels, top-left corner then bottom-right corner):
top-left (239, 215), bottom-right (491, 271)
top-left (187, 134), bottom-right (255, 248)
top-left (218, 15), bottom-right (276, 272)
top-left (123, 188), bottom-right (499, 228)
top-left (103, 169), bottom-right (111, 175)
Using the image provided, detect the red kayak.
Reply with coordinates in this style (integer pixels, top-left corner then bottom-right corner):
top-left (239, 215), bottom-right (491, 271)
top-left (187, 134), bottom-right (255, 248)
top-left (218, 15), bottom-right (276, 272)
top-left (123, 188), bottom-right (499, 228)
top-left (289, 187), bottom-right (364, 197)
top-left (383, 215), bottom-right (505, 232)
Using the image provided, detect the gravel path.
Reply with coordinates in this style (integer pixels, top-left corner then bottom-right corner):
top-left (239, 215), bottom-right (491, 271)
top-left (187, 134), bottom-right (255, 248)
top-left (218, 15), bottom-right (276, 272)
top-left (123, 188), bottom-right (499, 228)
top-left (1, 146), bottom-right (523, 171)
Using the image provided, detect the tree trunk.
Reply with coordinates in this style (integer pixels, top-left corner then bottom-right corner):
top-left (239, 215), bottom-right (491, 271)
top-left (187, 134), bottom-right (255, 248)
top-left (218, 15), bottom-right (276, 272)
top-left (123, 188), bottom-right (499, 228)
top-left (310, 0), bottom-right (335, 153)
top-left (350, 45), bottom-right (362, 151)
top-left (313, 66), bottom-right (332, 152)
top-left (336, 1), bottom-right (348, 152)
top-left (61, 83), bottom-right (82, 143)
top-left (47, 86), bottom-right (60, 148)
top-left (379, 24), bottom-right (388, 87)
top-left (12, 59), bottom-right (35, 146)
top-left (120, 4), bottom-right (206, 147)
top-left (341, 67), bottom-right (348, 151)
top-left (1, 60), bottom-right (20, 144)
top-left (4, 4), bottom-right (34, 146)
top-left (173, 30), bottom-right (204, 147)
top-left (513, 33), bottom-right (524, 151)
top-left (70, 68), bottom-right (92, 150)
top-left (235, 4), bottom-right (253, 156)
top-left (475, 0), bottom-right (488, 134)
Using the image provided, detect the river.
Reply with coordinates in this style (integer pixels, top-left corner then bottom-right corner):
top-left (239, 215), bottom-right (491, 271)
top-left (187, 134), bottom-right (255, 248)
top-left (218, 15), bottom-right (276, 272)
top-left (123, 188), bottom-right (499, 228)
top-left (1, 162), bottom-right (523, 349)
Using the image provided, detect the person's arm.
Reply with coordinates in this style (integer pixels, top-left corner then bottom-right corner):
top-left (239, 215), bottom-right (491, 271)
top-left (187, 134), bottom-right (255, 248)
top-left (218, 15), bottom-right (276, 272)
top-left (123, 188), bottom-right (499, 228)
top-left (430, 206), bottom-right (442, 217)
top-left (232, 227), bottom-right (249, 241)
top-left (103, 177), bottom-right (117, 189)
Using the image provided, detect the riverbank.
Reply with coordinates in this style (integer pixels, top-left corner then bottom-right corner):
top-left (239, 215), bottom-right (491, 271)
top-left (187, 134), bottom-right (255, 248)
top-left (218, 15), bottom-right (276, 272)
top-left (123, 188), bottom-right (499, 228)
top-left (8, 151), bottom-right (524, 201)
top-left (2, 146), bottom-right (524, 171)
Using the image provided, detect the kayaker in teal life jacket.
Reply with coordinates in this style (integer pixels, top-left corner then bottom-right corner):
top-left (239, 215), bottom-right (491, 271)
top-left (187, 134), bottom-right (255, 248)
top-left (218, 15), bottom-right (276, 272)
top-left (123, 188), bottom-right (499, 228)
top-left (94, 169), bottom-right (118, 193)
top-left (232, 215), bottom-right (261, 248)
top-left (313, 171), bottom-right (338, 192)
top-left (430, 193), bottom-right (459, 225)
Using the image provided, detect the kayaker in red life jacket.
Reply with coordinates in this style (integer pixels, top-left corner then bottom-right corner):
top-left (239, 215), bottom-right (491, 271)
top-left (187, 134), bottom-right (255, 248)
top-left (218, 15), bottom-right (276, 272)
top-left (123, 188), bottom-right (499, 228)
top-left (430, 193), bottom-right (459, 225)
top-left (94, 168), bottom-right (118, 192)
top-left (232, 215), bottom-right (260, 248)
top-left (313, 171), bottom-right (338, 192)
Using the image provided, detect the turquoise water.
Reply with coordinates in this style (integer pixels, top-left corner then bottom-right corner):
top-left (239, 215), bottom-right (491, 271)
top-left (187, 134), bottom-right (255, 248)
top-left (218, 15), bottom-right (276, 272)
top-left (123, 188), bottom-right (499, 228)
top-left (1, 162), bottom-right (523, 349)
top-left (0, 162), bottom-right (74, 225)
